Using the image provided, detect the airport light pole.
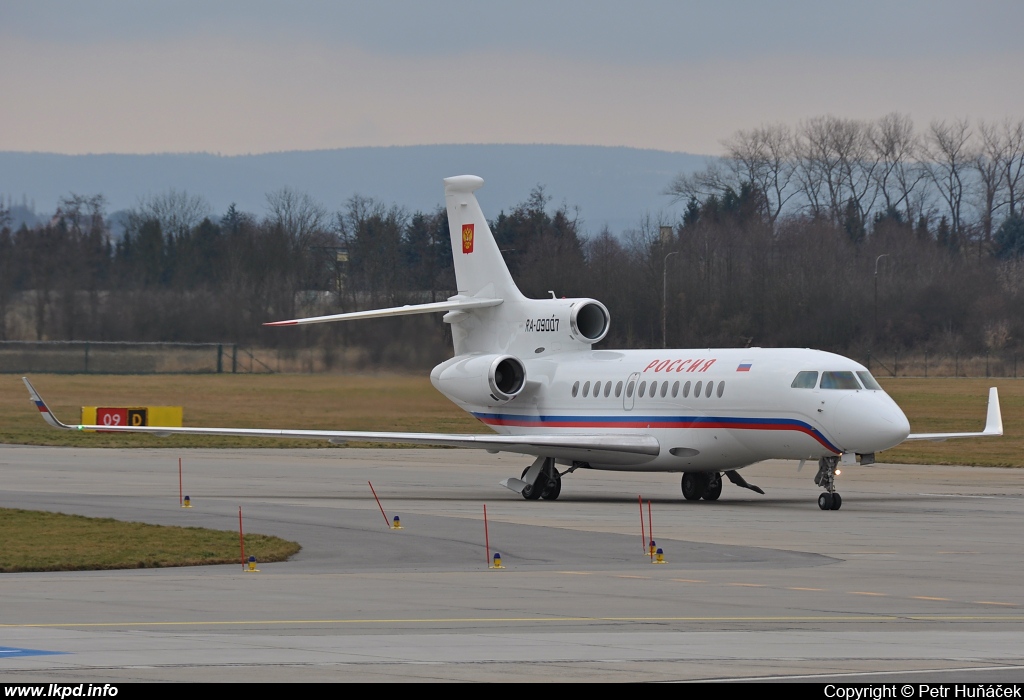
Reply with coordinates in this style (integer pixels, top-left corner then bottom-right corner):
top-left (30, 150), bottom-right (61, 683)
top-left (663, 250), bottom-right (679, 349)
top-left (874, 253), bottom-right (889, 342)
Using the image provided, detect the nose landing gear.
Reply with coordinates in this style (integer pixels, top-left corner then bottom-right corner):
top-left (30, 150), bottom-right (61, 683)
top-left (814, 456), bottom-right (842, 510)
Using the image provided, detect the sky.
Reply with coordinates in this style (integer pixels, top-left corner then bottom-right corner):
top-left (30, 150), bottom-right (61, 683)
top-left (2, 1), bottom-right (1023, 157)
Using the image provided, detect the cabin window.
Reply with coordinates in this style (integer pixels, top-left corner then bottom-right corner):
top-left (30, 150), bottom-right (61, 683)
top-left (583, 381), bottom-right (591, 397)
top-left (572, 381), bottom-right (579, 397)
top-left (683, 380), bottom-right (691, 397)
top-left (615, 381), bottom-right (623, 397)
top-left (705, 380), bottom-right (714, 398)
top-left (790, 371), bottom-right (818, 389)
top-left (717, 381), bottom-right (725, 398)
top-left (649, 381), bottom-right (658, 397)
top-left (626, 380), bottom-right (635, 397)
top-left (593, 380), bottom-right (602, 397)
top-left (672, 381), bottom-right (679, 398)
top-left (638, 381), bottom-right (647, 397)
top-left (604, 382), bottom-right (612, 397)
top-left (660, 382), bottom-right (668, 398)
top-left (694, 380), bottom-right (703, 397)
top-left (820, 371), bottom-right (861, 390)
top-left (856, 371), bottom-right (882, 390)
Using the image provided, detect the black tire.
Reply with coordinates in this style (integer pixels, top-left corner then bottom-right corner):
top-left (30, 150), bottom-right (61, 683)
top-left (522, 481), bottom-right (542, 500)
top-left (682, 472), bottom-right (708, 501)
top-left (818, 493), bottom-right (833, 510)
top-left (541, 476), bottom-right (562, 501)
top-left (703, 474), bottom-right (722, 501)
top-left (830, 493), bottom-right (842, 510)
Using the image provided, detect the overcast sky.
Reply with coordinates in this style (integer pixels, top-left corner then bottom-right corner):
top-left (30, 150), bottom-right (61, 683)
top-left (2, 1), bottom-right (1022, 156)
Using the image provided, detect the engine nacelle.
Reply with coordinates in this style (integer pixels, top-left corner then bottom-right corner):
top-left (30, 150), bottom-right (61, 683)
top-left (431, 353), bottom-right (527, 406)
top-left (569, 299), bottom-right (610, 344)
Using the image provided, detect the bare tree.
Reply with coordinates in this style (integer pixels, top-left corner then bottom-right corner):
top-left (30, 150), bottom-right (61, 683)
top-left (664, 159), bottom-right (733, 208)
top-left (129, 189), bottom-right (211, 239)
top-left (870, 113), bottom-right (927, 225)
top-left (667, 124), bottom-right (797, 229)
top-left (925, 118), bottom-right (974, 245)
top-left (1001, 118), bottom-right (1024, 218)
top-left (337, 195), bottom-right (407, 306)
top-left (265, 187), bottom-right (328, 247)
top-left (973, 120), bottom-right (1008, 243)
top-left (794, 116), bottom-right (879, 233)
top-left (721, 123), bottom-right (797, 227)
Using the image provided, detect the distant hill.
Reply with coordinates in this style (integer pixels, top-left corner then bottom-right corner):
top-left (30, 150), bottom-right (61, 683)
top-left (0, 145), bottom-right (707, 236)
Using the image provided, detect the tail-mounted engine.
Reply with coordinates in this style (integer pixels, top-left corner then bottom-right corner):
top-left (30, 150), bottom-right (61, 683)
top-left (431, 353), bottom-right (527, 406)
top-left (569, 300), bottom-right (610, 344)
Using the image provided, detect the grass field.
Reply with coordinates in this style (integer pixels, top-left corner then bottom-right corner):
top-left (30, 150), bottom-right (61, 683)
top-left (1, 373), bottom-right (1020, 467)
top-left (0, 508), bottom-right (301, 572)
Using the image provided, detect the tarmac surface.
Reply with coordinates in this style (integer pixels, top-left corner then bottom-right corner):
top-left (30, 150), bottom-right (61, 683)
top-left (1, 445), bottom-right (1023, 682)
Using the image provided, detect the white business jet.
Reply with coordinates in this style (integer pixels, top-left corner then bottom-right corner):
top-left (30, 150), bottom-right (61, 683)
top-left (23, 175), bottom-right (1003, 510)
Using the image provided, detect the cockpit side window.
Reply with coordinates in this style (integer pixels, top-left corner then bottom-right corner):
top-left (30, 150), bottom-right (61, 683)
top-left (856, 371), bottom-right (882, 390)
top-left (791, 371), bottom-right (818, 389)
top-left (820, 371), bottom-right (861, 390)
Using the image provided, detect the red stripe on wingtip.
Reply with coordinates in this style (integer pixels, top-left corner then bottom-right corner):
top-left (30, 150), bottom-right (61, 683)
top-left (263, 321), bottom-right (298, 326)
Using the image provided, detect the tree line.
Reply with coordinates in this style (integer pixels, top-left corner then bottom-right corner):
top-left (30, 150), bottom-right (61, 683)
top-left (1, 113), bottom-right (1023, 368)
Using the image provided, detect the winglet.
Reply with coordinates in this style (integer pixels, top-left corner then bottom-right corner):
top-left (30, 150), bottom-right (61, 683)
top-left (983, 387), bottom-right (1003, 436)
top-left (905, 386), bottom-right (1004, 442)
top-left (22, 377), bottom-right (74, 430)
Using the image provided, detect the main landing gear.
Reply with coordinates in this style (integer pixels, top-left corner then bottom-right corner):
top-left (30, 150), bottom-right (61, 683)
top-left (681, 472), bottom-right (721, 501)
top-left (814, 456), bottom-right (842, 510)
top-left (518, 457), bottom-right (563, 501)
top-left (681, 470), bottom-right (764, 501)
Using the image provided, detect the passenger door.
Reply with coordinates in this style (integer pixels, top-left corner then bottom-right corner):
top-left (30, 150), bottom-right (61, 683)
top-left (623, 372), bottom-right (640, 411)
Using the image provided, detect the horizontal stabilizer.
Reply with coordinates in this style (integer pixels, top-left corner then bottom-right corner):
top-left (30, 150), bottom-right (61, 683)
top-left (264, 296), bottom-right (502, 327)
top-left (905, 387), bottom-right (1003, 442)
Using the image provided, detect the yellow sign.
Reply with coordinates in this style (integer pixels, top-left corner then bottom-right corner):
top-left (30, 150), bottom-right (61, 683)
top-left (81, 406), bottom-right (183, 431)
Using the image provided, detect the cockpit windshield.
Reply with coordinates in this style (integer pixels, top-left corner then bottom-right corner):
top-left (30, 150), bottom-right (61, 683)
top-left (791, 371), bottom-right (819, 389)
top-left (856, 371), bottom-right (882, 390)
top-left (820, 371), bottom-right (861, 390)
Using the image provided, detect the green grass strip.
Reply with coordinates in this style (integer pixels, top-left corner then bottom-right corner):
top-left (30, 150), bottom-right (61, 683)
top-left (0, 508), bottom-right (300, 572)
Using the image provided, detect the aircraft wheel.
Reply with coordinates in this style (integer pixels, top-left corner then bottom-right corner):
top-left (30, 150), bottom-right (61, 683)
top-left (522, 481), bottom-right (543, 500)
top-left (830, 493), bottom-right (842, 510)
top-left (541, 475), bottom-right (562, 501)
top-left (703, 473), bottom-right (722, 501)
top-left (818, 493), bottom-right (833, 510)
top-left (682, 472), bottom-right (709, 501)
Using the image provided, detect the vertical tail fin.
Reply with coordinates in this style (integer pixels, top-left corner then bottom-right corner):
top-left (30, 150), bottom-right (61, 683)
top-left (444, 176), bottom-right (524, 301)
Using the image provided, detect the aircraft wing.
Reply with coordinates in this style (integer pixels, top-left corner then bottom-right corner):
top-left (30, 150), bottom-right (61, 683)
top-left (22, 378), bottom-right (659, 466)
top-left (904, 387), bottom-right (1003, 442)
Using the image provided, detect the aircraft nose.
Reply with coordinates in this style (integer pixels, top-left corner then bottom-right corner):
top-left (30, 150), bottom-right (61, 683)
top-left (832, 393), bottom-right (910, 452)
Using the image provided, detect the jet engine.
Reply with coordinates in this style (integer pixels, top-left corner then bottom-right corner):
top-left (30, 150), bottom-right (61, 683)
top-left (431, 353), bottom-right (527, 406)
top-left (569, 299), bottom-right (610, 344)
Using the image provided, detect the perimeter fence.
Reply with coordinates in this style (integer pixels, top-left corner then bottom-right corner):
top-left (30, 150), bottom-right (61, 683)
top-left (863, 350), bottom-right (1020, 378)
top-left (0, 341), bottom-right (261, 374)
top-left (1, 341), bottom-right (1020, 377)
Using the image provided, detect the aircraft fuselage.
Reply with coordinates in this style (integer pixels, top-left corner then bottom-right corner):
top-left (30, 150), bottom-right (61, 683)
top-left (437, 346), bottom-right (911, 472)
